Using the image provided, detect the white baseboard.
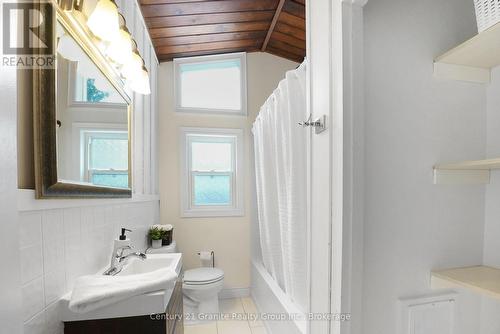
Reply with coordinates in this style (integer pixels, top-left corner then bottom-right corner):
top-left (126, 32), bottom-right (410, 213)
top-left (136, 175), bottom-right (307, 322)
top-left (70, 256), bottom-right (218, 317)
top-left (219, 287), bottom-right (250, 299)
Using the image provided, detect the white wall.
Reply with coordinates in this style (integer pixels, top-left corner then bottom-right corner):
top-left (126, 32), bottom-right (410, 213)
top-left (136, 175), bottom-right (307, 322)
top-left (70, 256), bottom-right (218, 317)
top-left (1, 62), bottom-right (23, 334)
top-left (14, 1), bottom-right (161, 334)
top-left (158, 52), bottom-right (297, 291)
top-left (362, 0), bottom-right (487, 333)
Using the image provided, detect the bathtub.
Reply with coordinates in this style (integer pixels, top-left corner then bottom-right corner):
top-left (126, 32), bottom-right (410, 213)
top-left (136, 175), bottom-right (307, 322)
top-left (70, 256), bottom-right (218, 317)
top-left (251, 260), bottom-right (307, 334)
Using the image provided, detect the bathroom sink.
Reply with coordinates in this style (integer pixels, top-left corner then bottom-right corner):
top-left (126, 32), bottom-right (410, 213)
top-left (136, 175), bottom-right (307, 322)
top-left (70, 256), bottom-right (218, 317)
top-left (119, 253), bottom-right (181, 275)
top-left (60, 253), bottom-right (182, 322)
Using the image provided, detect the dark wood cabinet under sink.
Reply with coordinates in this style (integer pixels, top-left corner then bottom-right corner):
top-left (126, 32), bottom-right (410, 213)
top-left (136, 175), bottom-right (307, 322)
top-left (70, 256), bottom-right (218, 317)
top-left (64, 280), bottom-right (184, 334)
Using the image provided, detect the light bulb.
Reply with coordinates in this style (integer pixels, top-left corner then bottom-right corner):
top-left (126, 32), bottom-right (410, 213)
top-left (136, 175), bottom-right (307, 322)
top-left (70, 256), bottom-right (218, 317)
top-left (107, 28), bottom-right (132, 64)
top-left (58, 33), bottom-right (84, 62)
top-left (87, 0), bottom-right (119, 41)
top-left (130, 65), bottom-right (151, 95)
top-left (121, 51), bottom-right (142, 80)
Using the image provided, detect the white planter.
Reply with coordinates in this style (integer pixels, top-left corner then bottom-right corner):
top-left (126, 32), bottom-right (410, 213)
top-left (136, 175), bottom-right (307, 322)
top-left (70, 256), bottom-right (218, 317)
top-left (152, 239), bottom-right (162, 249)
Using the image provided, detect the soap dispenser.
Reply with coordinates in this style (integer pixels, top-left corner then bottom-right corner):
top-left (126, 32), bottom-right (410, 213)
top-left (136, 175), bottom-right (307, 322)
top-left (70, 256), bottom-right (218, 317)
top-left (115, 228), bottom-right (131, 247)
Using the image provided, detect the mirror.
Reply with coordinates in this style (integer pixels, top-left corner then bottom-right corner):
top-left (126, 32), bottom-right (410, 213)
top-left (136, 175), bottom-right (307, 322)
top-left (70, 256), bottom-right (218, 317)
top-left (33, 9), bottom-right (132, 198)
top-left (56, 22), bottom-right (129, 189)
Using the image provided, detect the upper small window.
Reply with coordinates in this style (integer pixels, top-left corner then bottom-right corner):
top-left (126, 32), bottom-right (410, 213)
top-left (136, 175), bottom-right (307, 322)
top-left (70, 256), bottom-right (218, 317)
top-left (174, 53), bottom-right (247, 116)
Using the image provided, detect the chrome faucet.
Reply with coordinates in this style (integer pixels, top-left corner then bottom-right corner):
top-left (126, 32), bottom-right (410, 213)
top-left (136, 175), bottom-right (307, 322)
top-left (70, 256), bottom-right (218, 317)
top-left (104, 245), bottom-right (147, 276)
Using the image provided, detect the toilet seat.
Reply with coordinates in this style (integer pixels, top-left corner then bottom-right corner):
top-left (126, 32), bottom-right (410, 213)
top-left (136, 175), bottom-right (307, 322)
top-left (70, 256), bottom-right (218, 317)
top-left (184, 267), bottom-right (224, 285)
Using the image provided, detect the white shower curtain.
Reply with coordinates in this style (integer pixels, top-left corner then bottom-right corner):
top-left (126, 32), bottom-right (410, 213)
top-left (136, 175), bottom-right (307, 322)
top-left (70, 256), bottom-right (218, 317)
top-left (252, 62), bottom-right (308, 311)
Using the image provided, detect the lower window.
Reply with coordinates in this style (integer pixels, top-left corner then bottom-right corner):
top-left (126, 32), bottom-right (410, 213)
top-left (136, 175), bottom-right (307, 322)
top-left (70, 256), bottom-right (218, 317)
top-left (180, 127), bottom-right (244, 217)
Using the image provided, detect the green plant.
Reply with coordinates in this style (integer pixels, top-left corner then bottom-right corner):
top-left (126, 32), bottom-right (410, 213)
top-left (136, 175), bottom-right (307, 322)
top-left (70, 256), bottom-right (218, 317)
top-left (148, 227), bottom-right (162, 240)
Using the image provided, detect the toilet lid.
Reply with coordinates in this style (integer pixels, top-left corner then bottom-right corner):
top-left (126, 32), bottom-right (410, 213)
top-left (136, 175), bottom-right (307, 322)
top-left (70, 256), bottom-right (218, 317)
top-left (184, 268), bottom-right (224, 285)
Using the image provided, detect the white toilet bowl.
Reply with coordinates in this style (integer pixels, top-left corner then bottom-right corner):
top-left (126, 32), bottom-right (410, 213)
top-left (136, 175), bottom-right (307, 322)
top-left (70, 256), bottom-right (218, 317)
top-left (183, 267), bottom-right (224, 324)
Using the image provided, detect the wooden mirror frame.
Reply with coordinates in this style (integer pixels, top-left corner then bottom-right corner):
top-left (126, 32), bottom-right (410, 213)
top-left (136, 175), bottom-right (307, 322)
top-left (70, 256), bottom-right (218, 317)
top-left (33, 2), bottom-right (132, 199)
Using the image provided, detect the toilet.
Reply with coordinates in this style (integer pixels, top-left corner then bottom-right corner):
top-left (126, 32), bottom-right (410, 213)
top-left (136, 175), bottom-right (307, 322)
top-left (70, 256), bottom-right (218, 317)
top-left (148, 242), bottom-right (224, 323)
top-left (183, 267), bottom-right (224, 323)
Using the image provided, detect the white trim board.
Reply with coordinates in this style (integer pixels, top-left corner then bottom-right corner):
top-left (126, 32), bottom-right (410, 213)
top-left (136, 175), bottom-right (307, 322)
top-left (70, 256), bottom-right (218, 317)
top-left (17, 189), bottom-right (159, 212)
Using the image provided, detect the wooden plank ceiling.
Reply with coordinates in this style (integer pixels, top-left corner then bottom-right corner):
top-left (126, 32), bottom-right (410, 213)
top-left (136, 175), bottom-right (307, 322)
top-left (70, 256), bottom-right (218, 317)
top-left (139, 0), bottom-right (306, 63)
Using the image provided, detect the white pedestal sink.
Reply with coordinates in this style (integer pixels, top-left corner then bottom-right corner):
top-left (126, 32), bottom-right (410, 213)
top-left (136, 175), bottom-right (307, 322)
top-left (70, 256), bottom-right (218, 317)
top-left (60, 253), bottom-right (182, 322)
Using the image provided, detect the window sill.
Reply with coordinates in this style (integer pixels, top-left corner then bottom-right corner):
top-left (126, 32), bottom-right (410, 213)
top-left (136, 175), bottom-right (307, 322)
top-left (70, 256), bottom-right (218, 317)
top-left (181, 208), bottom-right (244, 218)
top-left (175, 107), bottom-right (247, 116)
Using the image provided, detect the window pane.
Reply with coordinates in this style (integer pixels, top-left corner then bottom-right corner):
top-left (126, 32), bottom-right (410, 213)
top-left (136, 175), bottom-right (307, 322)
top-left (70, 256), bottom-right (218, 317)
top-left (90, 137), bottom-right (128, 170)
top-left (192, 141), bottom-right (232, 171)
top-left (180, 59), bottom-right (241, 110)
top-left (194, 174), bottom-right (231, 206)
top-left (91, 173), bottom-right (129, 188)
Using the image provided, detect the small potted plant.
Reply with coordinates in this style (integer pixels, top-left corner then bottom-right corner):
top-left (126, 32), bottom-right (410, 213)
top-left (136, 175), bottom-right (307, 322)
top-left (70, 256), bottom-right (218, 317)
top-left (148, 227), bottom-right (162, 249)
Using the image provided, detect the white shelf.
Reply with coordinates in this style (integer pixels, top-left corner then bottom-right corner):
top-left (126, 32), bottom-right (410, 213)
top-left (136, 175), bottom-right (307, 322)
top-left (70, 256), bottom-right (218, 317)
top-left (431, 266), bottom-right (500, 300)
top-left (434, 22), bottom-right (500, 83)
top-left (433, 158), bottom-right (500, 184)
top-left (435, 158), bottom-right (500, 170)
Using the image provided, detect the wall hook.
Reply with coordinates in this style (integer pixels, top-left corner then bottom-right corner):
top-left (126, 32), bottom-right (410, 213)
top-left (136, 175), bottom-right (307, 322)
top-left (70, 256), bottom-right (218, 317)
top-left (299, 114), bottom-right (327, 134)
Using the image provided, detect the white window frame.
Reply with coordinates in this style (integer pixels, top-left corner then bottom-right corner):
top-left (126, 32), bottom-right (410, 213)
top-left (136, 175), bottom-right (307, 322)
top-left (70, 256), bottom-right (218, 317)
top-left (173, 52), bottom-right (248, 116)
top-left (180, 127), bottom-right (244, 217)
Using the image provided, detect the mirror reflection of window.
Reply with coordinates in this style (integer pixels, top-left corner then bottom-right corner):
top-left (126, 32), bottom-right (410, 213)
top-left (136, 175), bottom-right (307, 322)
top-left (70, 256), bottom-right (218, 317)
top-left (55, 21), bottom-right (130, 189)
top-left (84, 131), bottom-right (128, 188)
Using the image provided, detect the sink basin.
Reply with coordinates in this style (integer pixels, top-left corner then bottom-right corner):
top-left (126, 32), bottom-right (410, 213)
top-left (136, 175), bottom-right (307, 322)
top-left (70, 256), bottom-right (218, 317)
top-left (119, 253), bottom-right (180, 275)
top-left (60, 253), bottom-right (182, 322)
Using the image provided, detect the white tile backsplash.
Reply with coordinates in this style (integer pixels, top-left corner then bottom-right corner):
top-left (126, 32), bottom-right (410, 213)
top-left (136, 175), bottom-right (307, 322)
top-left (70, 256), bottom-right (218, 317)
top-left (42, 238), bottom-right (65, 275)
top-left (44, 269), bottom-right (66, 306)
top-left (19, 200), bottom-right (159, 331)
top-left (19, 212), bottom-right (42, 248)
top-left (20, 243), bottom-right (43, 284)
top-left (63, 208), bottom-right (81, 237)
top-left (22, 278), bottom-right (45, 321)
top-left (42, 210), bottom-right (64, 242)
top-left (23, 310), bottom-right (45, 334)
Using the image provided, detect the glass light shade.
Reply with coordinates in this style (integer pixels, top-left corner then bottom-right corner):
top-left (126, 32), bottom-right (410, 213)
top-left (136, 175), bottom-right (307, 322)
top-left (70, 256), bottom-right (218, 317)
top-left (107, 28), bottom-right (132, 64)
top-left (57, 33), bottom-right (83, 61)
top-left (130, 66), bottom-right (151, 95)
top-left (87, 0), bottom-right (119, 41)
top-left (121, 51), bottom-right (143, 80)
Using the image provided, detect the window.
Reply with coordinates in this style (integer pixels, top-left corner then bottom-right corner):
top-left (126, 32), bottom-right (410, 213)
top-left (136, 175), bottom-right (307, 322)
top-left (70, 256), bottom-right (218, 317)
top-left (174, 53), bottom-right (247, 115)
top-left (180, 127), bottom-right (244, 217)
top-left (83, 131), bottom-right (129, 188)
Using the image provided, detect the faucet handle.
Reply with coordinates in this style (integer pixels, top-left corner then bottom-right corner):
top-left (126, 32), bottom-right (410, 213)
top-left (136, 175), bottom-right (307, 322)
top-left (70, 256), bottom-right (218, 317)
top-left (116, 245), bottom-right (132, 257)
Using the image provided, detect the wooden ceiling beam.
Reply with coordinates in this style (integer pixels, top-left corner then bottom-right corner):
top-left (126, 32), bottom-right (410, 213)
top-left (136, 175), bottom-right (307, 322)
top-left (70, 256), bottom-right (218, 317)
top-left (153, 31), bottom-right (267, 47)
top-left (266, 46), bottom-right (303, 62)
top-left (158, 47), bottom-right (260, 61)
top-left (141, 0), bottom-right (278, 18)
top-left (156, 39), bottom-right (262, 55)
top-left (261, 0), bottom-right (285, 51)
top-left (268, 39), bottom-right (305, 56)
top-left (149, 21), bottom-right (271, 38)
top-left (275, 22), bottom-right (305, 40)
top-left (145, 11), bottom-right (275, 29)
top-left (282, 0), bottom-right (305, 19)
top-left (270, 31), bottom-right (305, 50)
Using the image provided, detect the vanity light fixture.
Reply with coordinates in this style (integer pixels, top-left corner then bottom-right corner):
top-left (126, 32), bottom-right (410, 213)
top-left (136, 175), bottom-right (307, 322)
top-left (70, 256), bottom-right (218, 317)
top-left (121, 47), bottom-right (143, 80)
top-left (87, 0), bottom-right (120, 42)
top-left (129, 65), bottom-right (151, 95)
top-left (121, 41), bottom-right (151, 95)
top-left (61, 0), bottom-right (151, 95)
top-left (107, 14), bottom-right (133, 65)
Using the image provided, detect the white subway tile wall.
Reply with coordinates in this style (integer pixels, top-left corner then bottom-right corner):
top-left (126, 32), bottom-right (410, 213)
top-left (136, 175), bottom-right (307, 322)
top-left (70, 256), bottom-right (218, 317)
top-left (19, 200), bottom-right (159, 334)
